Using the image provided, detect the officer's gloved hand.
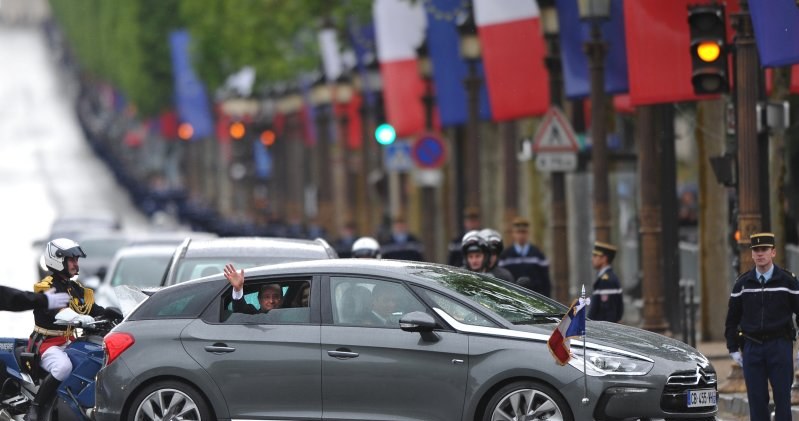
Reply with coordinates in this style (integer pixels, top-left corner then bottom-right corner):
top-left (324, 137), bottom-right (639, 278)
top-left (44, 289), bottom-right (71, 310)
top-left (73, 314), bottom-right (95, 326)
top-left (730, 351), bottom-right (743, 367)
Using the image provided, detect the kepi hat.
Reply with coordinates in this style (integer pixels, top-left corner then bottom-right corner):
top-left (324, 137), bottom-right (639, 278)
top-left (593, 241), bottom-right (617, 261)
top-left (750, 232), bottom-right (775, 248)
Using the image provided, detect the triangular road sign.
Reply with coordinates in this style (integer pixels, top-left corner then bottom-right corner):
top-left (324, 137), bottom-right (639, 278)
top-left (532, 107), bottom-right (579, 153)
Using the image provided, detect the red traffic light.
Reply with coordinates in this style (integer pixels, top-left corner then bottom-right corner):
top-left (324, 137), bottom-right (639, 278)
top-left (260, 130), bottom-right (276, 147)
top-left (229, 122), bottom-right (246, 140)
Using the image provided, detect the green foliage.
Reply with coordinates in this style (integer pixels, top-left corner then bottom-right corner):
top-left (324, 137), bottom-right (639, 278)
top-left (49, 0), bottom-right (373, 117)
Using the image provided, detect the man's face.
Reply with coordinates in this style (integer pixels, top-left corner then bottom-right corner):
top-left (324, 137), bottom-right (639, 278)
top-left (259, 287), bottom-right (283, 311)
top-left (751, 246), bottom-right (776, 268)
top-left (66, 257), bottom-right (80, 277)
top-left (512, 228), bottom-right (528, 245)
top-left (464, 217), bottom-right (480, 231)
top-left (372, 291), bottom-right (397, 318)
top-left (466, 252), bottom-right (485, 271)
top-left (300, 286), bottom-right (310, 307)
top-left (591, 254), bottom-right (606, 270)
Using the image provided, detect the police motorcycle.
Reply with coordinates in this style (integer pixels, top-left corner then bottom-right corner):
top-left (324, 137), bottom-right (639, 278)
top-left (0, 286), bottom-right (145, 421)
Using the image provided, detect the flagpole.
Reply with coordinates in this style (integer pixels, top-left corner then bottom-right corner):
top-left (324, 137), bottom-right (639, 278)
top-left (581, 284), bottom-right (589, 406)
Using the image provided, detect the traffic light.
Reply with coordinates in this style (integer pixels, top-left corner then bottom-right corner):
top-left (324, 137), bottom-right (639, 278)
top-left (260, 129), bottom-right (276, 147)
top-left (688, 4), bottom-right (728, 95)
top-left (178, 122), bottom-right (194, 141)
top-left (375, 123), bottom-right (396, 145)
top-left (229, 121), bottom-right (247, 140)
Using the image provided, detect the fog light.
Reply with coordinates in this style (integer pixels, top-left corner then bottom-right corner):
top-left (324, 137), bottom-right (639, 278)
top-left (606, 387), bottom-right (648, 394)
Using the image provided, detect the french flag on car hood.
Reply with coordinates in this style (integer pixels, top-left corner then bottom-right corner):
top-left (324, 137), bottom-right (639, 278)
top-left (473, 0), bottom-right (549, 120)
top-left (547, 297), bottom-right (589, 365)
top-left (373, 0), bottom-right (426, 137)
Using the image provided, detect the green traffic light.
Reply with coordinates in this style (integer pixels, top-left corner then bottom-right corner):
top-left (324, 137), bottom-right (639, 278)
top-left (375, 123), bottom-right (396, 145)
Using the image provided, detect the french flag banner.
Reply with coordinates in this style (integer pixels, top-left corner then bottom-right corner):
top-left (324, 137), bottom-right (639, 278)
top-left (749, 0), bottom-right (799, 67)
top-left (425, 0), bottom-right (492, 126)
top-left (473, 0), bottom-right (548, 121)
top-left (555, 0), bottom-right (628, 99)
top-left (373, 0), bottom-right (426, 137)
top-left (547, 297), bottom-right (589, 365)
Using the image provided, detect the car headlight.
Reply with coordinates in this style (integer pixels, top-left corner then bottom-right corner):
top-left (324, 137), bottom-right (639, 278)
top-left (569, 347), bottom-right (654, 376)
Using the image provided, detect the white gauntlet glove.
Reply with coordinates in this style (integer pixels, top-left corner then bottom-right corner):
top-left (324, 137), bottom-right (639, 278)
top-left (74, 314), bottom-right (95, 326)
top-left (730, 351), bottom-right (743, 367)
top-left (44, 289), bottom-right (71, 310)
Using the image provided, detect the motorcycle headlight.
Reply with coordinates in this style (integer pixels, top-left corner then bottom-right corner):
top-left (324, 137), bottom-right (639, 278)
top-left (569, 347), bottom-right (654, 376)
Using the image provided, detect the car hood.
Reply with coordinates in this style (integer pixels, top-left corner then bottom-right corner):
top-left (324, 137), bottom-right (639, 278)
top-left (515, 321), bottom-right (711, 368)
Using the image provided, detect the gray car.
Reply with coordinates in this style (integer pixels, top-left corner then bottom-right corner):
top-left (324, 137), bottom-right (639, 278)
top-left (95, 260), bottom-right (717, 421)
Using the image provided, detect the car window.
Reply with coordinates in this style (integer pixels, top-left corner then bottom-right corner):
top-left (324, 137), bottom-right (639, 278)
top-left (219, 279), bottom-right (312, 324)
top-left (329, 277), bottom-right (426, 328)
top-left (420, 289), bottom-right (497, 328)
top-left (111, 254), bottom-right (173, 288)
top-left (129, 281), bottom-right (218, 320)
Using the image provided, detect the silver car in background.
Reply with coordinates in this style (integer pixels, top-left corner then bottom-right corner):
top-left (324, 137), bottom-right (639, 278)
top-left (95, 260), bottom-right (717, 421)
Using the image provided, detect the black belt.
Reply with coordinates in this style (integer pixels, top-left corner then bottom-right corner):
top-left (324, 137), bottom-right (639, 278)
top-left (742, 331), bottom-right (791, 344)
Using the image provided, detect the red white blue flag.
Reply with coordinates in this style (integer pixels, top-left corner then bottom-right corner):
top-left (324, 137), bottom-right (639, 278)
top-left (547, 297), bottom-right (589, 365)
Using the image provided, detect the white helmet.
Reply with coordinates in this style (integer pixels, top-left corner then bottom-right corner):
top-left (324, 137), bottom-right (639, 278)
top-left (352, 237), bottom-right (381, 259)
top-left (43, 238), bottom-right (86, 275)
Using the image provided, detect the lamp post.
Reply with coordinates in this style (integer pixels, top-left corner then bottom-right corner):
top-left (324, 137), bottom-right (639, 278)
top-left (416, 40), bottom-right (437, 264)
top-left (578, 0), bottom-right (612, 244)
top-left (539, 0), bottom-right (571, 304)
top-left (457, 6), bottom-right (482, 214)
top-left (310, 75), bottom-right (334, 235)
top-left (334, 74), bottom-right (356, 232)
top-left (360, 56), bottom-right (383, 234)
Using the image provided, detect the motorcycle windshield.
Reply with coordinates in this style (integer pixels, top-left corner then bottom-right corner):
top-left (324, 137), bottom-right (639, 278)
top-left (113, 285), bottom-right (150, 318)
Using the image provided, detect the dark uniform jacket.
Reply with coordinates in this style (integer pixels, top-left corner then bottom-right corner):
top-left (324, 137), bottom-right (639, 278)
top-left (447, 235), bottom-right (464, 267)
top-left (498, 243), bottom-right (551, 297)
top-left (588, 267), bottom-right (624, 322)
top-left (381, 233), bottom-right (425, 262)
top-left (488, 266), bottom-right (515, 283)
top-left (29, 275), bottom-right (106, 354)
top-left (0, 285), bottom-right (47, 312)
top-left (724, 264), bottom-right (799, 353)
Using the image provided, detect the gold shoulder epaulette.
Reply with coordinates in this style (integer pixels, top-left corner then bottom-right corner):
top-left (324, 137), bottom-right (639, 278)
top-left (33, 276), bottom-right (54, 293)
top-left (601, 273), bottom-right (609, 281)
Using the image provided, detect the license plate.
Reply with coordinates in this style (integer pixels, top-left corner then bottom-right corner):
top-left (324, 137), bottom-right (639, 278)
top-left (686, 388), bottom-right (717, 408)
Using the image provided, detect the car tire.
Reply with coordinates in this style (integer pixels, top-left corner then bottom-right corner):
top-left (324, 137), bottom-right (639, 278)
top-left (126, 380), bottom-right (212, 421)
top-left (482, 380), bottom-right (574, 421)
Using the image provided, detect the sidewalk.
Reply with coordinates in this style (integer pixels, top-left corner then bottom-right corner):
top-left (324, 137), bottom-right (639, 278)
top-left (697, 341), bottom-right (799, 420)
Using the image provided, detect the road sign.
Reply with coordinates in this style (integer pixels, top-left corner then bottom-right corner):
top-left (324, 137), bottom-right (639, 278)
top-left (532, 107), bottom-right (579, 153)
top-left (535, 152), bottom-right (577, 172)
top-left (412, 133), bottom-right (447, 169)
top-left (384, 140), bottom-right (413, 172)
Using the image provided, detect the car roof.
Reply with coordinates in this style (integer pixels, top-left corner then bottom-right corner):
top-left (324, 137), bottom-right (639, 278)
top-left (227, 258), bottom-right (448, 280)
top-left (180, 237), bottom-right (335, 259)
top-left (114, 244), bottom-right (182, 258)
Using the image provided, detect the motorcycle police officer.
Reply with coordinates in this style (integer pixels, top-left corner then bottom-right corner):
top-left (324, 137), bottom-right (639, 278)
top-left (461, 230), bottom-right (489, 273)
top-left (26, 238), bottom-right (112, 421)
top-left (478, 228), bottom-right (515, 283)
top-left (588, 241), bottom-right (623, 323)
top-left (724, 232), bottom-right (799, 421)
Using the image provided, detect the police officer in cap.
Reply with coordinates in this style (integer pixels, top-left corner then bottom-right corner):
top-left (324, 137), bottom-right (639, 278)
top-left (498, 217), bottom-right (551, 297)
top-left (724, 232), bottom-right (799, 421)
top-left (588, 241), bottom-right (623, 323)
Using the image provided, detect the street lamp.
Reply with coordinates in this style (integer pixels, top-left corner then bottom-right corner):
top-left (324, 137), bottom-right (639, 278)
top-left (538, 0), bottom-right (570, 304)
top-left (457, 5), bottom-right (482, 217)
top-left (578, 0), bottom-right (611, 244)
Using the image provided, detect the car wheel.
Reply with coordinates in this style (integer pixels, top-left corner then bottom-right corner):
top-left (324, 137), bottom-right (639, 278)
top-left (483, 380), bottom-right (574, 421)
top-left (127, 380), bottom-right (212, 421)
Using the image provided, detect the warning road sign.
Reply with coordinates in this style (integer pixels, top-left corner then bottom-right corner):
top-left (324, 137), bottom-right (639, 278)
top-left (532, 107), bottom-right (579, 154)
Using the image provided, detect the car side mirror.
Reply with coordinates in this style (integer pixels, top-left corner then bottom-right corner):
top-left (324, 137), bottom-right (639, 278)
top-left (399, 311), bottom-right (437, 333)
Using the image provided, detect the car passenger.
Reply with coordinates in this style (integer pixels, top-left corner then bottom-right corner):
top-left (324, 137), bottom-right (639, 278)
top-left (293, 283), bottom-right (310, 307)
top-left (223, 263), bottom-right (282, 314)
top-left (371, 283), bottom-right (402, 326)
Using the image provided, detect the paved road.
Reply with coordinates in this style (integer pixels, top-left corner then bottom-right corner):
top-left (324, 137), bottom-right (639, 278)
top-left (0, 24), bottom-right (149, 338)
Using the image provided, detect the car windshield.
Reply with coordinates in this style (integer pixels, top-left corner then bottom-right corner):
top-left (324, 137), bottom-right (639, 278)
top-left (414, 266), bottom-right (569, 325)
top-left (174, 256), bottom-right (316, 284)
top-left (111, 254), bottom-right (173, 288)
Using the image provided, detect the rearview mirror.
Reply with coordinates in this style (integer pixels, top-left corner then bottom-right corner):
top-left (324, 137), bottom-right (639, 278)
top-left (399, 311), bottom-right (437, 332)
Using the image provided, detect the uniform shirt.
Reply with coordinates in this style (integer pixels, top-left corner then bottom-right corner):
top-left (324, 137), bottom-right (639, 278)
top-left (381, 233), bottom-right (425, 262)
top-left (498, 243), bottom-right (551, 297)
top-left (724, 264), bottom-right (799, 353)
top-left (0, 285), bottom-right (47, 312)
top-left (588, 266), bottom-right (624, 322)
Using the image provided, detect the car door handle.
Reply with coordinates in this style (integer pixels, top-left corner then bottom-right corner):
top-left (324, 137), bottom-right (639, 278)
top-left (327, 350), bottom-right (359, 359)
top-left (205, 344), bottom-right (236, 354)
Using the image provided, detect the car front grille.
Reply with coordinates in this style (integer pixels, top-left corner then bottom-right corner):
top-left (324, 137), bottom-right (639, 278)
top-left (660, 366), bottom-right (718, 413)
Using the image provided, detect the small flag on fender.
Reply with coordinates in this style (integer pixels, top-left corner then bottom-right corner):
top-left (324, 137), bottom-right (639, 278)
top-left (547, 297), bottom-right (590, 365)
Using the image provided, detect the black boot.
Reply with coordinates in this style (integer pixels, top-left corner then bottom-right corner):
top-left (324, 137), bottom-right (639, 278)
top-left (25, 374), bottom-right (59, 421)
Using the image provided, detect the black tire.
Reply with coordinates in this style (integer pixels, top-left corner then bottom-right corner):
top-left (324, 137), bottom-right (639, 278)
top-left (125, 380), bottom-right (212, 421)
top-left (482, 380), bottom-right (574, 421)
